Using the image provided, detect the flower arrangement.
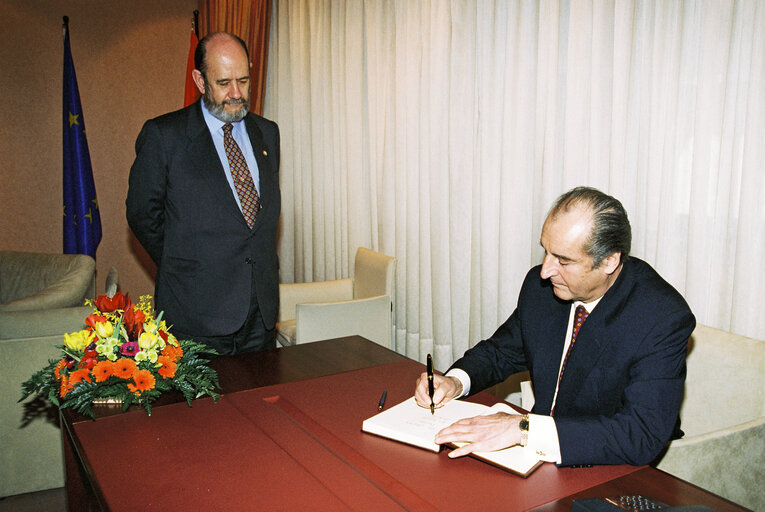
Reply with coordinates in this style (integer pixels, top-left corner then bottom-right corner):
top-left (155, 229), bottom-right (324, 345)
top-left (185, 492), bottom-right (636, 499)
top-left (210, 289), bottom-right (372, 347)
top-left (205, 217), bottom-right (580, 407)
top-left (20, 292), bottom-right (220, 418)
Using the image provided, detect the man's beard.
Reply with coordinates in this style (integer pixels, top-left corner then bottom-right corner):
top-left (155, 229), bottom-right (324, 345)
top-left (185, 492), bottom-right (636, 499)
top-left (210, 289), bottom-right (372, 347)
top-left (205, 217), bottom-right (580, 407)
top-left (203, 87), bottom-right (250, 123)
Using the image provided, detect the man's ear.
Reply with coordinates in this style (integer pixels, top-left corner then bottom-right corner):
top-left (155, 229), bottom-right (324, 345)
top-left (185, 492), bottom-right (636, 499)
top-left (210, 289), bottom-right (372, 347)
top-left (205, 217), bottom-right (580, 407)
top-left (602, 252), bottom-right (621, 275)
top-left (192, 69), bottom-right (206, 95)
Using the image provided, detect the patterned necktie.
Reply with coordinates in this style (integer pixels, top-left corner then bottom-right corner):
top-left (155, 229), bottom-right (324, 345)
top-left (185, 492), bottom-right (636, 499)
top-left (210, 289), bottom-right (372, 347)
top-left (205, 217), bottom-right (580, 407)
top-left (222, 123), bottom-right (260, 228)
top-left (551, 304), bottom-right (589, 416)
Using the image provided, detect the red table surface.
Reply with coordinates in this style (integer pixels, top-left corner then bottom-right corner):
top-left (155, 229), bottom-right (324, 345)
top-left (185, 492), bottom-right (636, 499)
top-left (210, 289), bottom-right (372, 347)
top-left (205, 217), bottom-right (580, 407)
top-left (74, 359), bottom-right (640, 511)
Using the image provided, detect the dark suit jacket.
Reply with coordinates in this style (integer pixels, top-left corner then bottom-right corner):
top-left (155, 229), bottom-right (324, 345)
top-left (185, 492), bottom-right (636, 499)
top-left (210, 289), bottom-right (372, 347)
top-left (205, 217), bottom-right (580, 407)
top-left (451, 257), bottom-right (695, 466)
top-left (126, 102), bottom-right (280, 337)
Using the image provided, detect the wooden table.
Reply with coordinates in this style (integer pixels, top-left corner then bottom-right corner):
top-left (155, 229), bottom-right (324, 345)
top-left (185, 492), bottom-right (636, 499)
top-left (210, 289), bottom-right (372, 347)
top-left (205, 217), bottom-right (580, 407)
top-left (60, 336), bottom-right (748, 511)
top-left (61, 335), bottom-right (406, 510)
top-left (528, 467), bottom-right (748, 511)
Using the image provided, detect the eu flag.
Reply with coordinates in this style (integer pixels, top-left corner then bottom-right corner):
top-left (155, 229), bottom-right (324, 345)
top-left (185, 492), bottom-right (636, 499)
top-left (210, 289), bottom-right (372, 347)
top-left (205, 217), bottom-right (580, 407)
top-left (63, 19), bottom-right (101, 258)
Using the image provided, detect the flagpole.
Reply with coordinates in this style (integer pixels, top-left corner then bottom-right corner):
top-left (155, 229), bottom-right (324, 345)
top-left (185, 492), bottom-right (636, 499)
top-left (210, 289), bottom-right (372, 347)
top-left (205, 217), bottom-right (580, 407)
top-left (193, 10), bottom-right (199, 39)
top-left (63, 15), bottom-right (69, 35)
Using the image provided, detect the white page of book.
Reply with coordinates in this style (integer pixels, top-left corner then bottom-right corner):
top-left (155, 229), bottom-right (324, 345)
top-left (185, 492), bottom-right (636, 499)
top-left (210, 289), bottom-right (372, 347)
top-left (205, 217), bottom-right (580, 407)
top-left (362, 397), bottom-right (518, 451)
top-left (362, 397), bottom-right (543, 476)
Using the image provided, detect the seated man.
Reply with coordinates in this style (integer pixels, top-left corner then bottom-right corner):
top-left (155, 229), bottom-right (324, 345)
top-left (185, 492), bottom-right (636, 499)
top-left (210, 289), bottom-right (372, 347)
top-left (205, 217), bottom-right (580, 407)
top-left (415, 186), bottom-right (695, 466)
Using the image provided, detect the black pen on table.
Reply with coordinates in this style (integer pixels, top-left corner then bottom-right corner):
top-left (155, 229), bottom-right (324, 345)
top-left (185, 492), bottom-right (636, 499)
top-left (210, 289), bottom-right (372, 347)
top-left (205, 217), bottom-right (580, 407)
top-left (377, 390), bottom-right (387, 410)
top-left (427, 353), bottom-right (435, 415)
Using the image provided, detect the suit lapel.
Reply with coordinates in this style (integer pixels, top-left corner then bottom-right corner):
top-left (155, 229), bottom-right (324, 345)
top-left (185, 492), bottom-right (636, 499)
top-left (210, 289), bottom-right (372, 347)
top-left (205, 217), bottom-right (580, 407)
top-left (532, 296), bottom-right (570, 415)
top-left (555, 262), bottom-right (635, 410)
top-left (244, 115), bottom-right (276, 232)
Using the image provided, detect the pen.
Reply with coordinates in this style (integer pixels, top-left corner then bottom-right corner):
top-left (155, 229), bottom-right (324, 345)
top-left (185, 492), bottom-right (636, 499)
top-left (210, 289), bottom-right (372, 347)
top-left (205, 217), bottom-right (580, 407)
top-left (427, 353), bottom-right (434, 415)
top-left (377, 390), bottom-right (387, 410)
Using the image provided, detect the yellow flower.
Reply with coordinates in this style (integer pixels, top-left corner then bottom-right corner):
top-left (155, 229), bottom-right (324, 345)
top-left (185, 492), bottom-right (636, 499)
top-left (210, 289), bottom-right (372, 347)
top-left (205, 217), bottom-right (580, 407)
top-left (64, 330), bottom-right (94, 351)
top-left (138, 331), bottom-right (160, 350)
top-left (93, 320), bottom-right (114, 338)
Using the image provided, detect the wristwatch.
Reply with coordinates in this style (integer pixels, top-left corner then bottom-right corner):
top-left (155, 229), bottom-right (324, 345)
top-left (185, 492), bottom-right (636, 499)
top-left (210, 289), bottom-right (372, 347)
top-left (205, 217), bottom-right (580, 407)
top-left (519, 414), bottom-right (529, 447)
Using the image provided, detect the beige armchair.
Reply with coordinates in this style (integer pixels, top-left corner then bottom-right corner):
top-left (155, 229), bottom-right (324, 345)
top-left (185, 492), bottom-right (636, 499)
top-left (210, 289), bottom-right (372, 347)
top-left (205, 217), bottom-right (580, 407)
top-left (0, 251), bottom-right (104, 497)
top-left (277, 247), bottom-right (396, 349)
top-left (654, 324), bottom-right (764, 511)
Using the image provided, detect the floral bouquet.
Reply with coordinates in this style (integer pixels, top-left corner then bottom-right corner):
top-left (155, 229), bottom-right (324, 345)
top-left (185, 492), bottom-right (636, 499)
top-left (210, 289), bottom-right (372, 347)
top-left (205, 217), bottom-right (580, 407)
top-left (20, 292), bottom-right (220, 418)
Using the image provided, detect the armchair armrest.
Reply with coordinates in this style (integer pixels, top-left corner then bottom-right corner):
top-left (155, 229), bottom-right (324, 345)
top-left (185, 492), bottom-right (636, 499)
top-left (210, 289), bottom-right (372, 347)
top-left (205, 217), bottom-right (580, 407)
top-left (278, 278), bottom-right (353, 322)
top-left (0, 305), bottom-right (91, 340)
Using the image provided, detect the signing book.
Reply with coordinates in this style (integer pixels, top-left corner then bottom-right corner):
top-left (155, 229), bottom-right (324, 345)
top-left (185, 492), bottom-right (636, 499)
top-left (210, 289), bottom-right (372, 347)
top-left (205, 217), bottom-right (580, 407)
top-left (362, 397), bottom-right (544, 477)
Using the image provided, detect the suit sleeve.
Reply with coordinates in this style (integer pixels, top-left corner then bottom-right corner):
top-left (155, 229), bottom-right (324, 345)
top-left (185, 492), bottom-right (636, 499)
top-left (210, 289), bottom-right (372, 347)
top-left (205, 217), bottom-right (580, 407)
top-left (555, 306), bottom-right (694, 466)
top-left (126, 120), bottom-right (167, 265)
top-left (449, 309), bottom-right (529, 394)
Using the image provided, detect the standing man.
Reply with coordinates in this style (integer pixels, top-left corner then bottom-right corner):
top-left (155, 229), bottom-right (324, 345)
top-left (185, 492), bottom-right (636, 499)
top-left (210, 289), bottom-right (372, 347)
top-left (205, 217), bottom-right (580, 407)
top-left (415, 187), bottom-right (695, 466)
top-left (127, 32), bottom-right (280, 355)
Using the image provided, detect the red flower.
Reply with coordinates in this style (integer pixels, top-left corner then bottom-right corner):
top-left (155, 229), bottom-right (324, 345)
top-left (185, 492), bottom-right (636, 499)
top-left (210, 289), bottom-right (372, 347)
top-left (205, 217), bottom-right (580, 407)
top-left (79, 355), bottom-right (98, 370)
top-left (84, 314), bottom-right (108, 329)
top-left (94, 292), bottom-right (128, 313)
top-left (122, 305), bottom-right (145, 340)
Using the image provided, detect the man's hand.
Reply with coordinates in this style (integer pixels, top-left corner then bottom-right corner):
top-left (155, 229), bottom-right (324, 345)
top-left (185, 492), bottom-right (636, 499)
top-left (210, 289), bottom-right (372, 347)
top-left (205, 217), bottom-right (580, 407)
top-left (414, 373), bottom-right (461, 410)
top-left (434, 412), bottom-right (522, 458)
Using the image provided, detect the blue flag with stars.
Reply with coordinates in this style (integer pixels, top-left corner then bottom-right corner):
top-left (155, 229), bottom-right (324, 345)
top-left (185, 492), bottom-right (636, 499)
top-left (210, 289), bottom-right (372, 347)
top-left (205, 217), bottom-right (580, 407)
top-left (63, 21), bottom-right (101, 258)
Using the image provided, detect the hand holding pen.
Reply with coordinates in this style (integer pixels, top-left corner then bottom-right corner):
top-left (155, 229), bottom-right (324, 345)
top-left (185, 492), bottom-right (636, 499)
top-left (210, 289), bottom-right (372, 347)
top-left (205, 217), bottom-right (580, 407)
top-left (414, 361), bottom-right (462, 411)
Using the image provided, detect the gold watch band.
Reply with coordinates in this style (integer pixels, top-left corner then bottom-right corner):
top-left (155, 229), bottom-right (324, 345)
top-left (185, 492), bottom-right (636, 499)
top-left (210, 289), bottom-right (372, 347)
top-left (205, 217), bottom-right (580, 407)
top-left (519, 414), bottom-right (530, 447)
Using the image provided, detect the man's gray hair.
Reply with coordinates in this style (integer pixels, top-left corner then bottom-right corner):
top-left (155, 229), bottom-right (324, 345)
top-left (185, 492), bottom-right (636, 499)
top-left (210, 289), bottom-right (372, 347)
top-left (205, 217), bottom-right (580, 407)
top-left (549, 186), bottom-right (631, 268)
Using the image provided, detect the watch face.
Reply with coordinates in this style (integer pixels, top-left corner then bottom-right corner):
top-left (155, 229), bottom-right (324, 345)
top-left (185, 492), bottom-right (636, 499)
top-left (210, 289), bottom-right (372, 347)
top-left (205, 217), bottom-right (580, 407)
top-left (520, 418), bottom-right (529, 430)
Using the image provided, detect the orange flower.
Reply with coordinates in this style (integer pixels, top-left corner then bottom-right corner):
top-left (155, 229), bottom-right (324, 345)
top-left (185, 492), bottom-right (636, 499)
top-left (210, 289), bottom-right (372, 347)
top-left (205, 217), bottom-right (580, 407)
top-left (59, 375), bottom-right (73, 398)
top-left (162, 344), bottom-right (183, 362)
top-left (92, 360), bottom-right (114, 382)
top-left (128, 369), bottom-right (156, 393)
top-left (69, 369), bottom-right (92, 386)
top-left (157, 356), bottom-right (177, 379)
top-left (113, 358), bottom-right (138, 379)
top-left (54, 359), bottom-right (67, 379)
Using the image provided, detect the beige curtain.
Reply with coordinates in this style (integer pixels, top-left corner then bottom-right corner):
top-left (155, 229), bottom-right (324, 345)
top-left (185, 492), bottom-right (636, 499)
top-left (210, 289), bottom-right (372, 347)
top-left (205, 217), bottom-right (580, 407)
top-left (266, 0), bottom-right (765, 367)
top-left (199, 0), bottom-right (271, 115)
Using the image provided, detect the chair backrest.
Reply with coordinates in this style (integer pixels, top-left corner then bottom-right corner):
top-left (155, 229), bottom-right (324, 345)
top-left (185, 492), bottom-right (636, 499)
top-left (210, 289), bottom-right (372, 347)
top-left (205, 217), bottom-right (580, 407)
top-left (352, 247), bottom-right (396, 299)
top-left (296, 295), bottom-right (393, 348)
top-left (680, 324), bottom-right (764, 436)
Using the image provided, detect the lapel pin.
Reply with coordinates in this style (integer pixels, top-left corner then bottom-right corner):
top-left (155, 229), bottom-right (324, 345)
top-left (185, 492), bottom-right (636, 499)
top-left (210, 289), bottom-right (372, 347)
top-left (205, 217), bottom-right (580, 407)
top-left (262, 149), bottom-right (268, 156)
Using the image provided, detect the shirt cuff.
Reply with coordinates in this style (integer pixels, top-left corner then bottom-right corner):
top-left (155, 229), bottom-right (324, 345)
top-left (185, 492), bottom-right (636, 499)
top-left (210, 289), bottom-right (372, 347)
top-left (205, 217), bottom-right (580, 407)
top-left (444, 368), bottom-right (471, 397)
top-left (527, 414), bottom-right (562, 463)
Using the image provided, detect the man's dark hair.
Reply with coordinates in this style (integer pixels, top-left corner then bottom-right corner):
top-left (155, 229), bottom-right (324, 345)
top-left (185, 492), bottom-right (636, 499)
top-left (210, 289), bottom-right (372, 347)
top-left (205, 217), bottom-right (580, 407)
top-left (194, 32), bottom-right (250, 77)
top-left (549, 186), bottom-right (631, 268)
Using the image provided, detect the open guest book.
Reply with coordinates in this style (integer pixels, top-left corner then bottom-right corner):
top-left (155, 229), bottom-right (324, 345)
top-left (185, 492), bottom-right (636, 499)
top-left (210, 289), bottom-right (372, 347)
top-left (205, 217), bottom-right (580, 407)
top-left (362, 397), bottom-right (545, 477)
